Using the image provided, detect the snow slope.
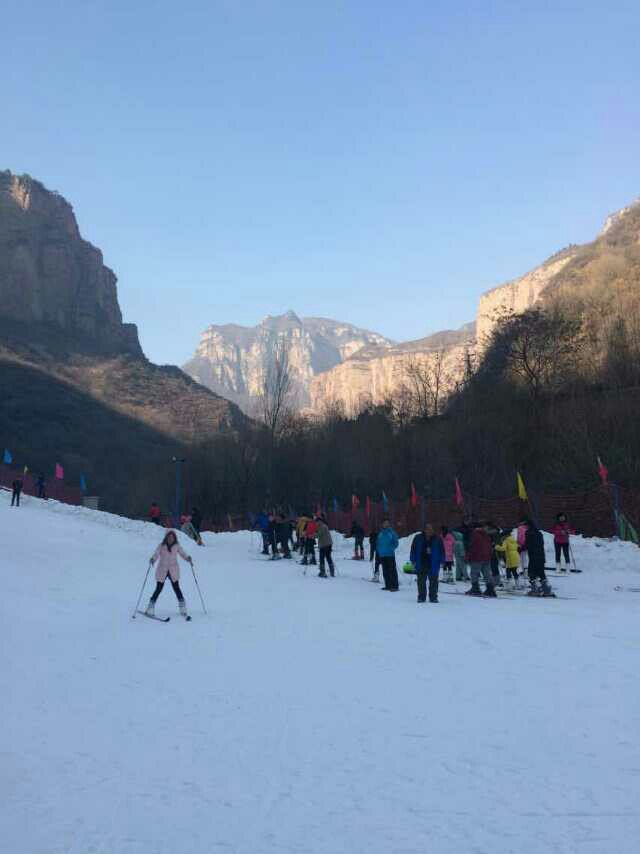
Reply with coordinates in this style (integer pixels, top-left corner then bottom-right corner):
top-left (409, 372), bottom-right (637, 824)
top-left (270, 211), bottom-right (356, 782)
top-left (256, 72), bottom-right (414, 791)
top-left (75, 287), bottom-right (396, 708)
top-left (3, 491), bottom-right (640, 854)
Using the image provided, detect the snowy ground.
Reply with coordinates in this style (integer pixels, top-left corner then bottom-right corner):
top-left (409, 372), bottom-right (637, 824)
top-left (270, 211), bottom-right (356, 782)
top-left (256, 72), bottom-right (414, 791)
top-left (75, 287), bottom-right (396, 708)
top-left (3, 491), bottom-right (640, 854)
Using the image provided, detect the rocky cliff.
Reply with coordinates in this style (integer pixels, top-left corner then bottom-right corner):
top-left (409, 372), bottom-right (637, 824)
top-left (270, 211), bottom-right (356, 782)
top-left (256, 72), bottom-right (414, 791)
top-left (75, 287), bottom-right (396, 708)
top-left (0, 171), bottom-right (142, 355)
top-left (308, 324), bottom-right (475, 415)
top-left (183, 311), bottom-right (393, 411)
top-left (0, 171), bottom-right (246, 509)
top-left (304, 199), bottom-right (640, 415)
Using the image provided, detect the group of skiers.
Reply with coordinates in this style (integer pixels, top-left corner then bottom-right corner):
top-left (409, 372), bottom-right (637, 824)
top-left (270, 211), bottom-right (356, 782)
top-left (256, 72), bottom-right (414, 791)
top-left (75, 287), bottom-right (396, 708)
top-left (251, 509), bottom-right (577, 602)
top-left (9, 474), bottom-right (47, 506)
top-left (148, 502), bottom-right (204, 546)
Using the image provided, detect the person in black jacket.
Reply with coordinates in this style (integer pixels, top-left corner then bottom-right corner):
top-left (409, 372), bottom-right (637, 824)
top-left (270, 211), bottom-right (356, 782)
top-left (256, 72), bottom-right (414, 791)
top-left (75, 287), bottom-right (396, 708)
top-left (525, 519), bottom-right (553, 597)
top-left (275, 513), bottom-right (292, 559)
top-left (369, 527), bottom-right (381, 581)
top-left (350, 520), bottom-right (365, 560)
top-left (11, 477), bottom-right (23, 507)
top-left (191, 507), bottom-right (203, 537)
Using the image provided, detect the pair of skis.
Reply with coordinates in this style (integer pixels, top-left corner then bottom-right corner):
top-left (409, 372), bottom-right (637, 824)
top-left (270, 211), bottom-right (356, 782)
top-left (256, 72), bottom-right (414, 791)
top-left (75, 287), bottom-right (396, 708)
top-left (136, 610), bottom-right (191, 623)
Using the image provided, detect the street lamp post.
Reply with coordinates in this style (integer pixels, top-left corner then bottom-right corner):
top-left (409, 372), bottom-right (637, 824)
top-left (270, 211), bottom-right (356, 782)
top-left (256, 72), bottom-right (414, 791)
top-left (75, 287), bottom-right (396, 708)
top-left (172, 457), bottom-right (186, 527)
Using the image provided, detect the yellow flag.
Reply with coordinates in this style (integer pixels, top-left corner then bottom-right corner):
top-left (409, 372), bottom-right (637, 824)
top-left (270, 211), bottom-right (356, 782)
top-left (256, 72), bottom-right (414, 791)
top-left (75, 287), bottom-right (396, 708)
top-left (517, 472), bottom-right (528, 501)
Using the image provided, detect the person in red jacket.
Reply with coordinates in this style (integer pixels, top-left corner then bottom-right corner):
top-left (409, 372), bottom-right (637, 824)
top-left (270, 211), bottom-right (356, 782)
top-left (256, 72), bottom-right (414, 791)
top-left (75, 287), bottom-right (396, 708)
top-left (149, 502), bottom-right (162, 525)
top-left (301, 516), bottom-right (318, 566)
top-left (552, 512), bottom-right (574, 572)
top-left (465, 521), bottom-right (497, 597)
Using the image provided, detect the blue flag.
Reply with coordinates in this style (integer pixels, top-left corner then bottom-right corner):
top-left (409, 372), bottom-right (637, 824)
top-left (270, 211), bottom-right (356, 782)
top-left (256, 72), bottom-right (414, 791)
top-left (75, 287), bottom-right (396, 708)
top-left (80, 474), bottom-right (87, 492)
top-left (3, 448), bottom-right (12, 465)
top-left (382, 491), bottom-right (389, 512)
top-left (332, 497), bottom-right (339, 513)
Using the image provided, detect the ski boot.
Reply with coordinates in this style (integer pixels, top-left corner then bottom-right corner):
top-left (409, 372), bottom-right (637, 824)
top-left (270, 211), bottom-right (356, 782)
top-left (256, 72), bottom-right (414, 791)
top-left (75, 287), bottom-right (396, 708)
top-left (318, 571), bottom-right (327, 578)
top-left (527, 581), bottom-right (541, 597)
top-left (483, 585), bottom-right (497, 598)
top-left (540, 580), bottom-right (556, 598)
top-left (145, 599), bottom-right (155, 616)
top-left (465, 585), bottom-right (482, 596)
top-left (179, 600), bottom-right (188, 617)
top-left (372, 572), bottom-right (380, 583)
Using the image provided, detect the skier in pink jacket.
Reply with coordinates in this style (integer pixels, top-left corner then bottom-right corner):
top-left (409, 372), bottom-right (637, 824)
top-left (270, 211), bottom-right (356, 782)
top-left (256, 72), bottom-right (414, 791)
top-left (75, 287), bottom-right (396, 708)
top-left (441, 526), bottom-right (456, 582)
top-left (145, 531), bottom-right (193, 617)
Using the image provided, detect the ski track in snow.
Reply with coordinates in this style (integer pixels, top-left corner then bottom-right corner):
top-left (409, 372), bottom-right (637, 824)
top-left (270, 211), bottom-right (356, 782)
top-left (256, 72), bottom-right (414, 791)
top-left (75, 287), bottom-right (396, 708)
top-left (3, 491), bottom-right (640, 853)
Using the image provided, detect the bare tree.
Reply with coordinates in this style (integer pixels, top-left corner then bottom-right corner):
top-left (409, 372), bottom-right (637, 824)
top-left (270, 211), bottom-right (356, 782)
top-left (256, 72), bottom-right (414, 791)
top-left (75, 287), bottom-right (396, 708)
top-left (260, 335), bottom-right (294, 442)
top-left (402, 350), bottom-right (449, 418)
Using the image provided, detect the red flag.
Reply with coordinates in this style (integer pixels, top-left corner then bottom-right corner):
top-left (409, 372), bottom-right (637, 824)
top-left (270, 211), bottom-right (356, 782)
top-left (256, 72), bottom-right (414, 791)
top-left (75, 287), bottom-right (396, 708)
top-left (454, 477), bottom-right (464, 508)
top-left (597, 456), bottom-right (608, 486)
top-left (365, 496), bottom-right (371, 517)
top-left (351, 494), bottom-right (360, 511)
top-left (55, 463), bottom-right (64, 480)
top-left (410, 482), bottom-right (417, 508)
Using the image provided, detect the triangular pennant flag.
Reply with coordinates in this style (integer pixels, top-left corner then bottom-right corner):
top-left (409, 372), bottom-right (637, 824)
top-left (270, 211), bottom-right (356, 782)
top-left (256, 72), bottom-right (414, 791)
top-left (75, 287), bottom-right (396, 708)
top-left (454, 477), bottom-right (464, 508)
top-left (351, 494), bottom-right (360, 511)
top-left (55, 463), bottom-right (64, 480)
top-left (332, 497), bottom-right (339, 513)
top-left (382, 491), bottom-right (389, 513)
top-left (597, 456), bottom-right (609, 486)
top-left (3, 448), bottom-right (12, 465)
top-left (80, 474), bottom-right (87, 492)
top-left (517, 472), bottom-right (528, 501)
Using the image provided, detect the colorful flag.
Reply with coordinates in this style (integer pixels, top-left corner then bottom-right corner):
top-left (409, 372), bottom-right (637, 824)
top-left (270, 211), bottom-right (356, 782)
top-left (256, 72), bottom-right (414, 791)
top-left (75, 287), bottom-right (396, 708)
top-left (410, 483), bottom-right (417, 508)
top-left (382, 491), bottom-right (389, 513)
top-left (3, 449), bottom-right (12, 465)
top-left (517, 472), bottom-right (528, 501)
top-left (365, 496), bottom-right (371, 517)
top-left (597, 456), bottom-right (608, 486)
top-left (55, 463), bottom-right (64, 480)
top-left (351, 494), bottom-right (360, 511)
top-left (332, 497), bottom-right (339, 513)
top-left (454, 477), bottom-right (464, 508)
top-left (80, 474), bottom-right (87, 492)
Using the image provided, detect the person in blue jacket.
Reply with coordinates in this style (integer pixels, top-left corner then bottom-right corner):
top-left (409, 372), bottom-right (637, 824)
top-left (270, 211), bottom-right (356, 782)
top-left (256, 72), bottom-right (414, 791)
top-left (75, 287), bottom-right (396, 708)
top-left (376, 519), bottom-right (400, 591)
top-left (410, 523), bottom-right (444, 603)
top-left (252, 510), bottom-right (272, 555)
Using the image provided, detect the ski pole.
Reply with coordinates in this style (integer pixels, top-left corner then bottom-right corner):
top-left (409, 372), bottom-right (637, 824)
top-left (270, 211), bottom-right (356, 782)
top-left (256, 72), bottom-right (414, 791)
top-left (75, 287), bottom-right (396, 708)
top-left (569, 542), bottom-right (578, 572)
top-left (190, 560), bottom-right (208, 614)
top-left (131, 560), bottom-right (153, 619)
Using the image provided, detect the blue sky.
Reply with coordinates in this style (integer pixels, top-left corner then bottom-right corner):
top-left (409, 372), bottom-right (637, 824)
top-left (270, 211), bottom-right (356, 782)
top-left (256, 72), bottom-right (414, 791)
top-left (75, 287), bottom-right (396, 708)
top-left (3, 0), bottom-right (639, 364)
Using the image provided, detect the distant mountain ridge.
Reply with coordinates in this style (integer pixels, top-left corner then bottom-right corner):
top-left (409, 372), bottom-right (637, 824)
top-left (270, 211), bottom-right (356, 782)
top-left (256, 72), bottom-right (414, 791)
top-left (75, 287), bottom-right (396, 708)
top-left (184, 197), bottom-right (640, 416)
top-left (183, 311), bottom-right (393, 411)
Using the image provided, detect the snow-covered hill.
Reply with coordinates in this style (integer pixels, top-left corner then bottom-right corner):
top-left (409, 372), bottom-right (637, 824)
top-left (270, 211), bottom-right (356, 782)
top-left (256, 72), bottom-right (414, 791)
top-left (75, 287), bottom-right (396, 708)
top-left (4, 491), bottom-right (640, 854)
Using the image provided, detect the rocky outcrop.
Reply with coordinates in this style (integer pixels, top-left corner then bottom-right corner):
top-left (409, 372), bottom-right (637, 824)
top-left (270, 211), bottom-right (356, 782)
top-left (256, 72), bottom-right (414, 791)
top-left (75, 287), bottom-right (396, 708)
top-left (184, 311), bottom-right (393, 411)
top-left (0, 170), bottom-right (141, 355)
top-left (0, 170), bottom-right (246, 450)
top-left (309, 325), bottom-right (475, 415)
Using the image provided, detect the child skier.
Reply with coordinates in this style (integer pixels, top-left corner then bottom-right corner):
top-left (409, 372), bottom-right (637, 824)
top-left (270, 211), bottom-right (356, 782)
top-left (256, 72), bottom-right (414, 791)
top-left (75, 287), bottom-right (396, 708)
top-left (440, 525), bottom-right (455, 582)
top-left (517, 518), bottom-right (529, 573)
top-left (145, 531), bottom-right (193, 617)
top-left (495, 529), bottom-right (521, 589)
top-left (350, 520), bottom-right (365, 559)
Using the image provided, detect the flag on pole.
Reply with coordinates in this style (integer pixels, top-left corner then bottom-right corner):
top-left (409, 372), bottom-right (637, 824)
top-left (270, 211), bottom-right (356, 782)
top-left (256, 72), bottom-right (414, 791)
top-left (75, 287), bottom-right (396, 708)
top-left (597, 456), bottom-right (609, 486)
top-left (3, 449), bottom-right (12, 465)
top-left (454, 477), bottom-right (464, 507)
top-left (517, 472), bottom-right (528, 501)
top-left (351, 494), bottom-right (360, 511)
top-left (382, 491), bottom-right (389, 513)
top-left (365, 496), bottom-right (371, 517)
top-left (23, 465), bottom-right (29, 475)
top-left (80, 474), bottom-right (87, 492)
top-left (332, 497), bottom-right (339, 513)
top-left (410, 482), bottom-right (417, 508)
top-left (55, 463), bottom-right (64, 480)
